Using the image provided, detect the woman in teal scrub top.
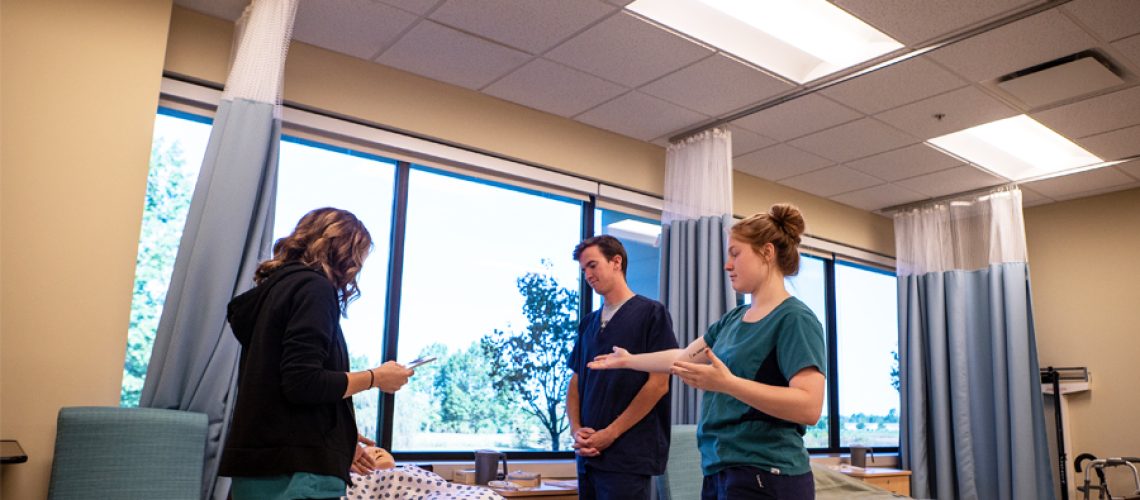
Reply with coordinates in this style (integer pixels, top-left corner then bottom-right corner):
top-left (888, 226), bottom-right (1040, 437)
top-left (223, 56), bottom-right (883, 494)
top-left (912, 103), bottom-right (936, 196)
top-left (590, 203), bottom-right (826, 500)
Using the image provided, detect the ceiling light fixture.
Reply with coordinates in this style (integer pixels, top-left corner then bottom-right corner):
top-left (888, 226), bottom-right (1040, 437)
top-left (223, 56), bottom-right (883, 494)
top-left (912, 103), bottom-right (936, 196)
top-left (606, 219), bottom-right (661, 247)
top-left (626, 0), bottom-right (903, 83)
top-left (927, 115), bottom-right (1102, 181)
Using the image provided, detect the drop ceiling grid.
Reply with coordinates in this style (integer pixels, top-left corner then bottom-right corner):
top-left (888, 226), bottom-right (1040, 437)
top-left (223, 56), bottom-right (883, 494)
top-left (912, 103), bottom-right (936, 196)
top-left (1060, 0), bottom-right (1140, 43)
top-left (292, 0), bottom-right (419, 60)
top-left (426, 0), bottom-right (618, 55)
top-left (830, 0), bottom-right (1043, 47)
top-left (171, 0), bottom-right (1140, 211)
top-left (1031, 84), bottom-right (1140, 139)
top-left (1021, 165), bottom-right (1139, 200)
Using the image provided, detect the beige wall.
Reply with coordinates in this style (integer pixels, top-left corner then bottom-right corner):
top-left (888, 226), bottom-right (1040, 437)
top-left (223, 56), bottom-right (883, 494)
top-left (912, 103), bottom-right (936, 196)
top-left (734, 173), bottom-right (894, 255)
top-left (0, 4), bottom-right (893, 498)
top-left (1025, 187), bottom-right (1140, 493)
top-left (0, 0), bottom-right (174, 498)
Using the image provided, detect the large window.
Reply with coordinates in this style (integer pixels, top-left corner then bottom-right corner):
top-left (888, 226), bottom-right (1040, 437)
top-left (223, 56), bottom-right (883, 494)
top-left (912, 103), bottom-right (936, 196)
top-left (125, 102), bottom-right (898, 460)
top-left (393, 168), bottom-right (582, 453)
top-left (121, 109), bottom-right (210, 407)
top-left (835, 261), bottom-right (900, 448)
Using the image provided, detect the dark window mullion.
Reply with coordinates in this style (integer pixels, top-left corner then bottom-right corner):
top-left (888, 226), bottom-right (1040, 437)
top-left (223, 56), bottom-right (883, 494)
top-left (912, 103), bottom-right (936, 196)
top-left (379, 161), bottom-right (411, 450)
top-left (824, 256), bottom-right (841, 452)
top-left (580, 197), bottom-right (596, 318)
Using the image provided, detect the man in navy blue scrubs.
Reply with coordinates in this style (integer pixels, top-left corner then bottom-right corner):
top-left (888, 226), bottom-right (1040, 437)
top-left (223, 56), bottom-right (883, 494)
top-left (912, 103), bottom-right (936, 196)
top-left (567, 235), bottom-right (678, 499)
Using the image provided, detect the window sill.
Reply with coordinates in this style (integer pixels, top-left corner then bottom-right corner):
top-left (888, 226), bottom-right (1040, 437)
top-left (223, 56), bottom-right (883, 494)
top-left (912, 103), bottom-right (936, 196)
top-left (399, 459), bottom-right (578, 481)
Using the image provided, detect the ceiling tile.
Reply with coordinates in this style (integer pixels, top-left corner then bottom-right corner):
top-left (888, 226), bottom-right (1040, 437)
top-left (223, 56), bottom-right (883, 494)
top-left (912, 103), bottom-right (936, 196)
top-left (1062, 0), bottom-right (1140, 42)
top-left (929, 10), bottom-right (1099, 83)
top-left (1018, 186), bottom-right (1054, 207)
top-left (640, 54), bottom-right (794, 117)
top-left (779, 165), bottom-right (884, 198)
top-left (545, 12), bottom-right (713, 88)
top-left (375, 0), bottom-right (442, 15)
top-left (733, 144), bottom-right (832, 181)
top-left (729, 125), bottom-right (776, 157)
top-left (1076, 124), bottom-right (1140, 160)
top-left (1111, 34), bottom-right (1140, 72)
top-left (875, 86), bottom-right (1020, 140)
top-left (428, 0), bottom-right (616, 54)
top-left (844, 144), bottom-right (963, 181)
top-left (174, 0), bottom-right (246, 20)
top-left (483, 59), bottom-right (625, 117)
top-left (895, 165), bottom-right (1007, 197)
top-left (376, 21), bottom-right (532, 90)
top-left (1021, 166), bottom-right (1137, 200)
top-left (293, 0), bottom-right (418, 60)
top-left (575, 91), bottom-right (707, 141)
top-left (831, 183), bottom-right (927, 212)
top-left (832, 0), bottom-right (1039, 46)
top-left (1031, 85), bottom-right (1140, 139)
top-left (1118, 158), bottom-right (1140, 180)
top-left (821, 57), bottom-right (967, 114)
top-left (731, 94), bottom-right (863, 142)
top-left (788, 118), bottom-right (915, 163)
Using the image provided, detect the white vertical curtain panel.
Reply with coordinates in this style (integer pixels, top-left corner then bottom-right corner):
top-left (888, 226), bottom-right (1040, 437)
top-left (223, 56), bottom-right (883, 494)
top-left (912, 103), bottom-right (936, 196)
top-left (894, 186), bottom-right (1055, 500)
top-left (660, 127), bottom-right (736, 425)
top-left (140, 2), bottom-right (297, 499)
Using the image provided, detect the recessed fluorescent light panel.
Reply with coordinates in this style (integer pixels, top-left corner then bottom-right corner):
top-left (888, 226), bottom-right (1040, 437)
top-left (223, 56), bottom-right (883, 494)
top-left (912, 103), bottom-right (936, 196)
top-left (626, 0), bottom-right (903, 83)
top-left (607, 219), bottom-right (661, 247)
top-left (927, 115), bottom-right (1102, 181)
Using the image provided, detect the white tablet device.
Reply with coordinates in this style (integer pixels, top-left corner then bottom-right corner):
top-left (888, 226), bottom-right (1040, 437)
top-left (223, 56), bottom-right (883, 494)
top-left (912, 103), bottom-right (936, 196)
top-left (406, 356), bottom-right (438, 369)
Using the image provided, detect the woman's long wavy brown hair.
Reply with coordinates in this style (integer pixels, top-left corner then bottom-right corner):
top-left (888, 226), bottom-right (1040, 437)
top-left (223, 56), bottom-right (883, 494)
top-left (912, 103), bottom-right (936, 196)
top-left (254, 207), bottom-right (373, 312)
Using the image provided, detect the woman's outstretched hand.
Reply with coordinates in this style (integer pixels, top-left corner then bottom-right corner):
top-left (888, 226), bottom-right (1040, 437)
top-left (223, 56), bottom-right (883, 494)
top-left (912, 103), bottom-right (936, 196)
top-left (672, 349), bottom-right (734, 392)
top-left (588, 346), bottom-right (632, 370)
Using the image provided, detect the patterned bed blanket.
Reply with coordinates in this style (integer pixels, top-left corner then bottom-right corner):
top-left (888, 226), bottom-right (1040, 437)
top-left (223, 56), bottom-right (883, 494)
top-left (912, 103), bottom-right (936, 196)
top-left (345, 465), bottom-right (504, 500)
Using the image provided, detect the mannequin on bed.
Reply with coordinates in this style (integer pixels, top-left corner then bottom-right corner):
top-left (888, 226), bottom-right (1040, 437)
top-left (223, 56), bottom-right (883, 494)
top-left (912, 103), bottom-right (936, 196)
top-left (590, 204), bottom-right (826, 500)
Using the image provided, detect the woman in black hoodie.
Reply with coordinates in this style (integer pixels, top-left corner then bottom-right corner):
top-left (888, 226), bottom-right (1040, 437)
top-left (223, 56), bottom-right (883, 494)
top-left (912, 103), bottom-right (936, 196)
top-left (220, 207), bottom-right (413, 500)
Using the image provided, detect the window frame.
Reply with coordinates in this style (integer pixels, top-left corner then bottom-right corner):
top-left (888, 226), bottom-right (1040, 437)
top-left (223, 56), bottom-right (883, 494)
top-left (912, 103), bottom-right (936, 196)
top-left (808, 252), bottom-right (900, 455)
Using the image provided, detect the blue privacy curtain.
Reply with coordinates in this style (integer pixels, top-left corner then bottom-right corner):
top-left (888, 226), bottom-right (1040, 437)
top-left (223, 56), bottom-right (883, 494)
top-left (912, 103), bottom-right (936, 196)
top-left (659, 128), bottom-right (736, 425)
top-left (894, 186), bottom-right (1054, 500)
top-left (139, 1), bottom-right (298, 499)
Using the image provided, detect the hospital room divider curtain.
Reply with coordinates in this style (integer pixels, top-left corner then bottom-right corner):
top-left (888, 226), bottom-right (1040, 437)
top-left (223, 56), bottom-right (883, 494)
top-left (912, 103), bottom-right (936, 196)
top-left (138, 1), bottom-right (298, 499)
top-left (659, 128), bottom-right (736, 425)
top-left (894, 186), bottom-right (1055, 500)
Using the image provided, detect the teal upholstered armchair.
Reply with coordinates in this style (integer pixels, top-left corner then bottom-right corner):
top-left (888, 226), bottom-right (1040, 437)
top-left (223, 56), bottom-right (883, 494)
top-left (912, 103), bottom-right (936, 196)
top-left (47, 406), bottom-right (208, 500)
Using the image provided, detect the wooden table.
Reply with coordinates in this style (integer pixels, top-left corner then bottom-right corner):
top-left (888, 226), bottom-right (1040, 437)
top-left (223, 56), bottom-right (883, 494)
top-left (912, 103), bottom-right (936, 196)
top-left (0, 440), bottom-right (27, 464)
top-left (839, 466), bottom-right (911, 496)
top-left (489, 479), bottom-right (577, 499)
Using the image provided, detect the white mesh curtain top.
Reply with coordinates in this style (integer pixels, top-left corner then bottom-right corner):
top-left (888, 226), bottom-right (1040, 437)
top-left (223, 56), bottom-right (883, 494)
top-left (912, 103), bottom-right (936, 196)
top-left (894, 186), bottom-right (1028, 276)
top-left (223, 0), bottom-right (297, 106)
top-left (663, 127), bottom-right (733, 224)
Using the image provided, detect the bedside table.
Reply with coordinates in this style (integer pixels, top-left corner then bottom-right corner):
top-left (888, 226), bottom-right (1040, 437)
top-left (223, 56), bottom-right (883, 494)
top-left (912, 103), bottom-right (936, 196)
top-left (840, 467), bottom-right (911, 496)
